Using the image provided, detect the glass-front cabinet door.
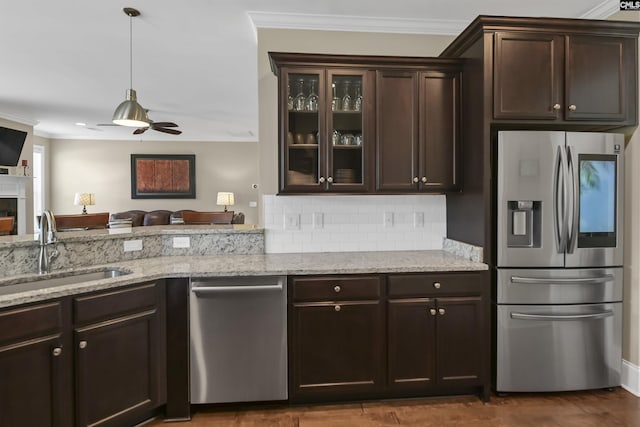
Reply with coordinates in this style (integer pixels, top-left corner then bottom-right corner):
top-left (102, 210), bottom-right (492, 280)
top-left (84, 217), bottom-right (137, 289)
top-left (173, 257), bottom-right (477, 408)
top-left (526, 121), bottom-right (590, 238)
top-left (280, 67), bottom-right (372, 193)
top-left (326, 69), bottom-right (372, 192)
top-left (281, 68), bottom-right (325, 192)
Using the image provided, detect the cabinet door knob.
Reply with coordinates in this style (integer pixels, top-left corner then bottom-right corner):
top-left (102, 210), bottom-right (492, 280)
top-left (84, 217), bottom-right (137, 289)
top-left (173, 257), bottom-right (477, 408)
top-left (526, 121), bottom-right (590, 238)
top-left (553, 103), bottom-right (561, 110)
top-left (421, 176), bottom-right (427, 183)
top-left (438, 308), bottom-right (445, 315)
top-left (413, 177), bottom-right (419, 183)
top-left (334, 285), bottom-right (341, 293)
top-left (334, 305), bottom-right (341, 312)
top-left (327, 176), bottom-right (334, 184)
top-left (433, 282), bottom-right (441, 289)
top-left (319, 176), bottom-right (326, 183)
top-left (568, 104), bottom-right (577, 111)
top-left (79, 340), bottom-right (87, 349)
top-left (52, 347), bottom-right (63, 357)
top-left (429, 308), bottom-right (437, 316)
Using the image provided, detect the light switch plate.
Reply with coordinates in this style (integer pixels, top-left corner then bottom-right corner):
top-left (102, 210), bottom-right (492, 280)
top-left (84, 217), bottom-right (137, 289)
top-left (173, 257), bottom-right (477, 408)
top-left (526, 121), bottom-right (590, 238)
top-left (123, 239), bottom-right (143, 252)
top-left (173, 236), bottom-right (190, 248)
top-left (384, 212), bottom-right (394, 228)
top-left (284, 213), bottom-right (300, 230)
top-left (249, 201), bottom-right (258, 208)
top-left (312, 212), bottom-right (324, 229)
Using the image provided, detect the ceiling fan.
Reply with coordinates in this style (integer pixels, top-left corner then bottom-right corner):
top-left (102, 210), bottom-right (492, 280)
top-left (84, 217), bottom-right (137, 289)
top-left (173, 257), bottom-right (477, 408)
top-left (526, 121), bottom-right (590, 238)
top-left (103, 7), bottom-right (181, 136)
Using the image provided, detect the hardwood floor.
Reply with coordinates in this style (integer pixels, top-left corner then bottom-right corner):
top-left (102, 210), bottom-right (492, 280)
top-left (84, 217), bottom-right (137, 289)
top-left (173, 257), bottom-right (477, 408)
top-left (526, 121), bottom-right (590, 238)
top-left (146, 388), bottom-right (640, 426)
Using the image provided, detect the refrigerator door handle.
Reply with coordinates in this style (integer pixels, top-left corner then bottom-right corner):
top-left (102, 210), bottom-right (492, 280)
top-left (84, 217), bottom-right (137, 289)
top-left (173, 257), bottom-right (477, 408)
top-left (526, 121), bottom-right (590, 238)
top-left (511, 311), bottom-right (614, 321)
top-left (510, 275), bottom-right (615, 285)
top-left (554, 145), bottom-right (569, 253)
top-left (566, 145), bottom-right (578, 253)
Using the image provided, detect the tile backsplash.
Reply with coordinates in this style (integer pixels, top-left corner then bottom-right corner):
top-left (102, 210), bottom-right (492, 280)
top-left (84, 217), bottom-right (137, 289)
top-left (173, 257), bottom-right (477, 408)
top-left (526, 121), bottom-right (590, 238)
top-left (263, 194), bottom-right (446, 253)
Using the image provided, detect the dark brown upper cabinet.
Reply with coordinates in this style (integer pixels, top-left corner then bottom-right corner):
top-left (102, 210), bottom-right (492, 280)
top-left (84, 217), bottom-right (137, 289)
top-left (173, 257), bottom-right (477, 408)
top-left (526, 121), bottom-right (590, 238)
top-left (376, 70), bottom-right (461, 192)
top-left (277, 66), bottom-right (374, 193)
top-left (494, 31), bottom-right (637, 124)
top-left (269, 52), bottom-right (464, 194)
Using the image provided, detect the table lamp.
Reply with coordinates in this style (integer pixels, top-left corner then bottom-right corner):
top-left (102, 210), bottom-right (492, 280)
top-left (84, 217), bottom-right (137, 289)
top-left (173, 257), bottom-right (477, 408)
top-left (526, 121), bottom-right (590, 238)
top-left (74, 193), bottom-right (95, 214)
top-left (216, 192), bottom-right (235, 212)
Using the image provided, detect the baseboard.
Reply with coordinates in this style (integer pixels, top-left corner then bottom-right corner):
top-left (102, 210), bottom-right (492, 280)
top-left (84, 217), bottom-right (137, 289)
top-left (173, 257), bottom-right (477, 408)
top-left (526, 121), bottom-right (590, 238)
top-left (621, 359), bottom-right (640, 396)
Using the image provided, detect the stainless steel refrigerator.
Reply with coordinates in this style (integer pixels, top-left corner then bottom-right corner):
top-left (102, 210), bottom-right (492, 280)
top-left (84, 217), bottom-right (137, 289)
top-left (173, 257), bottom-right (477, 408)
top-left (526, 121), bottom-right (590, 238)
top-left (496, 131), bottom-right (623, 392)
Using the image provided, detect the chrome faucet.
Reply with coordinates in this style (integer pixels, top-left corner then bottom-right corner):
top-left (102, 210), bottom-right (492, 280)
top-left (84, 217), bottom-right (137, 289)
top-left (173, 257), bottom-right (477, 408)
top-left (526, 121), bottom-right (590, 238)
top-left (38, 210), bottom-right (58, 274)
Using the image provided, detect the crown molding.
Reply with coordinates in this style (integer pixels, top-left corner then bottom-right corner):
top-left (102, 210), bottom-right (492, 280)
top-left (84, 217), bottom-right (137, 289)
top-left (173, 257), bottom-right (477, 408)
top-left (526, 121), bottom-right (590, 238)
top-left (248, 11), bottom-right (468, 36)
top-left (580, 0), bottom-right (620, 19)
top-left (0, 112), bottom-right (38, 127)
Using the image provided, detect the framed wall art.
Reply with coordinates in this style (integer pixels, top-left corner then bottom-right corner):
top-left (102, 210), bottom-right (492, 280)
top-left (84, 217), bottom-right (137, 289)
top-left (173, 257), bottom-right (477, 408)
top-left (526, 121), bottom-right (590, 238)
top-left (130, 154), bottom-right (196, 199)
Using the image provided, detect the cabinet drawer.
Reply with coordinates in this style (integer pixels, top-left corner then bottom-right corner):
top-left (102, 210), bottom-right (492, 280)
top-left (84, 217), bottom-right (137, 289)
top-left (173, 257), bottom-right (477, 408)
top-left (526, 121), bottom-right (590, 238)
top-left (0, 301), bottom-right (62, 346)
top-left (74, 282), bottom-right (157, 325)
top-left (388, 273), bottom-right (485, 297)
top-left (292, 276), bottom-right (381, 301)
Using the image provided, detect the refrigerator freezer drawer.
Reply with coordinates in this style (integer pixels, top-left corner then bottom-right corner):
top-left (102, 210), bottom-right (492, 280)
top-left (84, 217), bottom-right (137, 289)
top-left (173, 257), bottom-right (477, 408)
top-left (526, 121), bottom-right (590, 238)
top-left (497, 267), bottom-right (622, 305)
top-left (496, 303), bottom-right (621, 392)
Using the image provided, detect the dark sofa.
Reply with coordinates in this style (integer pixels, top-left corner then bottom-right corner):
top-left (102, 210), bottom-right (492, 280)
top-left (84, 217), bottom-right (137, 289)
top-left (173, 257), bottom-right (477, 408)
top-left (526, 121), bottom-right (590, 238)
top-left (110, 210), bottom-right (244, 226)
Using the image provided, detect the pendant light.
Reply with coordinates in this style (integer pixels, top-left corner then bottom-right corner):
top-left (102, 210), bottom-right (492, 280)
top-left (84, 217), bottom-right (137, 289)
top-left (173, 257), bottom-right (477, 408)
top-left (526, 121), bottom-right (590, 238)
top-left (112, 7), bottom-right (150, 128)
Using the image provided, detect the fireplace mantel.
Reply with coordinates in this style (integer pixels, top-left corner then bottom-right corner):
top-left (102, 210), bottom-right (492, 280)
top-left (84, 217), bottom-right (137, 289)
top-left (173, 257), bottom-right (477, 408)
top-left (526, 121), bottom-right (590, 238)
top-left (0, 175), bottom-right (31, 234)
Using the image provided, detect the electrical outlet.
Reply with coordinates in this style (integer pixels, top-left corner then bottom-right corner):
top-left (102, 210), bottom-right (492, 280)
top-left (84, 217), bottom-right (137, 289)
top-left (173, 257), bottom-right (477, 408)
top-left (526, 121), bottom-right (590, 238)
top-left (312, 212), bottom-right (324, 229)
top-left (249, 201), bottom-right (258, 208)
top-left (123, 239), bottom-right (143, 252)
top-left (413, 212), bottom-right (425, 228)
top-left (284, 213), bottom-right (300, 230)
top-left (173, 236), bottom-right (190, 248)
top-left (384, 212), bottom-right (394, 228)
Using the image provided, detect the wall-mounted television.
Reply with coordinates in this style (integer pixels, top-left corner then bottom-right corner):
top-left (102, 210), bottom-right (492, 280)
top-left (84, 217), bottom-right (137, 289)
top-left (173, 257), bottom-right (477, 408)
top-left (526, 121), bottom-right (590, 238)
top-left (0, 126), bottom-right (28, 167)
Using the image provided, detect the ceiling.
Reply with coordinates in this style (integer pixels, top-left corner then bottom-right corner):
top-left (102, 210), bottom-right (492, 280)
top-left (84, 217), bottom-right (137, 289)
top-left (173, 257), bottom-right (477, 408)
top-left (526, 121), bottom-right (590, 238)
top-left (0, 1), bottom-right (620, 142)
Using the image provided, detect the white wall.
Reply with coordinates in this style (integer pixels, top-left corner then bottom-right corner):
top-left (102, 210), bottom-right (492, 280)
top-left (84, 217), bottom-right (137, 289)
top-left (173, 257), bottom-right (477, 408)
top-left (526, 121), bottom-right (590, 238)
top-left (49, 139), bottom-right (260, 223)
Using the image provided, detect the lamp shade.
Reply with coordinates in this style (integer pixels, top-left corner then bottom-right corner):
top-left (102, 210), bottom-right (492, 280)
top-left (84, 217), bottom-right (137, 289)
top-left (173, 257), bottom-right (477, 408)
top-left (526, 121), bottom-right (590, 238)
top-left (112, 89), bottom-right (150, 127)
top-left (216, 192), bottom-right (235, 207)
top-left (74, 193), bottom-right (95, 206)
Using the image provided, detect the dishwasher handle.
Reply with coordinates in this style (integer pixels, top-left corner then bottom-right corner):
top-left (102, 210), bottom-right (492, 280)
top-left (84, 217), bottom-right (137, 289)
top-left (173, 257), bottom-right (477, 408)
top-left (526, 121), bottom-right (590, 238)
top-left (191, 283), bottom-right (283, 295)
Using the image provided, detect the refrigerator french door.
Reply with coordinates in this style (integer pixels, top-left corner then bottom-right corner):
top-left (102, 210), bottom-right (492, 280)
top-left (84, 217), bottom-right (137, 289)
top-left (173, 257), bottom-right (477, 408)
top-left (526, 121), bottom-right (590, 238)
top-left (495, 131), bottom-right (623, 392)
top-left (497, 131), bottom-right (623, 268)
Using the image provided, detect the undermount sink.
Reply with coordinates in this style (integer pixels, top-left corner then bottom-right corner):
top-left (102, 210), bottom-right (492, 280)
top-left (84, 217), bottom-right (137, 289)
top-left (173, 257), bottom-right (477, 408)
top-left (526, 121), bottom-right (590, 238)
top-left (0, 268), bottom-right (131, 296)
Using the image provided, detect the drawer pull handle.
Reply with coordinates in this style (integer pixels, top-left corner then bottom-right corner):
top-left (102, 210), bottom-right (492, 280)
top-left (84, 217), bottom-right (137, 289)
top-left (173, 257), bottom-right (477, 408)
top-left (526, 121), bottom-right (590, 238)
top-left (553, 103), bottom-right (561, 110)
top-left (334, 285), bottom-right (341, 293)
top-left (52, 347), bottom-right (62, 357)
top-left (421, 176), bottom-right (427, 183)
top-left (413, 177), bottom-right (419, 183)
top-left (433, 282), bottom-right (441, 289)
top-left (429, 308), bottom-right (437, 316)
top-left (79, 340), bottom-right (87, 349)
top-left (334, 305), bottom-right (341, 312)
top-left (438, 308), bottom-right (445, 316)
top-left (568, 104), bottom-right (577, 111)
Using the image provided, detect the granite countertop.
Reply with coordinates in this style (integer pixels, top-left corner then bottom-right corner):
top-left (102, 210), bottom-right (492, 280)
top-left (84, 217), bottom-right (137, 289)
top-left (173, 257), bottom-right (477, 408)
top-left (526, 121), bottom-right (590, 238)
top-left (0, 224), bottom-right (262, 248)
top-left (0, 250), bottom-right (487, 308)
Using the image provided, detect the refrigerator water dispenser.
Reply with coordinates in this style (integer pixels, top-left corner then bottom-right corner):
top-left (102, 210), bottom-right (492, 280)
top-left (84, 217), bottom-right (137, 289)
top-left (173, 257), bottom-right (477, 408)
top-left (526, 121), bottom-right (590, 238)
top-left (507, 201), bottom-right (541, 247)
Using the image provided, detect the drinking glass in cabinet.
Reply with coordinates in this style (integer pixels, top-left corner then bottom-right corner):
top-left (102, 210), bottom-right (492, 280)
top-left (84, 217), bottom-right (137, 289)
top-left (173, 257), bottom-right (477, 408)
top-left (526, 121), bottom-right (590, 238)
top-left (293, 79), bottom-right (306, 111)
top-left (287, 82), bottom-right (294, 111)
top-left (331, 83), bottom-right (341, 111)
top-left (332, 130), bottom-right (342, 145)
top-left (306, 81), bottom-right (319, 112)
top-left (354, 83), bottom-right (363, 112)
top-left (354, 134), bottom-right (363, 146)
top-left (341, 81), bottom-right (352, 111)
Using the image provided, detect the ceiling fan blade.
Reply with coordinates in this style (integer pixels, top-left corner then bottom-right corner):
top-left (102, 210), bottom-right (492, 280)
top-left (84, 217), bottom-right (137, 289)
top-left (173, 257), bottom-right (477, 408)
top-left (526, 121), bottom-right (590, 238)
top-left (133, 127), bottom-right (148, 135)
top-left (151, 122), bottom-right (178, 128)
top-left (154, 127), bottom-right (182, 135)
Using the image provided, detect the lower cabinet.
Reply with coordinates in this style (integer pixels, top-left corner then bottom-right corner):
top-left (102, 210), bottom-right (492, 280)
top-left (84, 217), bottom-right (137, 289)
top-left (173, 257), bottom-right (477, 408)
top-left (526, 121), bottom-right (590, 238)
top-left (0, 281), bottom-right (166, 427)
top-left (289, 275), bottom-right (385, 401)
top-left (289, 271), bottom-right (489, 403)
top-left (0, 300), bottom-right (72, 427)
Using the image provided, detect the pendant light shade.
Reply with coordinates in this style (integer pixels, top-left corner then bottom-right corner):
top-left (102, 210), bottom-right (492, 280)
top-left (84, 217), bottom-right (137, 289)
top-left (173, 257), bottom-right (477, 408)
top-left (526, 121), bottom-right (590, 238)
top-left (112, 7), bottom-right (150, 128)
top-left (113, 89), bottom-right (149, 127)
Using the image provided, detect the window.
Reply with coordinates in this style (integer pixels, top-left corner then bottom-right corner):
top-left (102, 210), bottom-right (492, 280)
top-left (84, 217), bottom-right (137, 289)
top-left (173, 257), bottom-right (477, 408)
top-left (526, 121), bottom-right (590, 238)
top-left (33, 144), bottom-right (44, 229)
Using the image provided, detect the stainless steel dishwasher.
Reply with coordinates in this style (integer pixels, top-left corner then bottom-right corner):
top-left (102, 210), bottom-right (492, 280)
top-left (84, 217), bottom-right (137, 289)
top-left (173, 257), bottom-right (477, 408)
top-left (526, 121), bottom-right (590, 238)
top-left (189, 276), bottom-right (287, 404)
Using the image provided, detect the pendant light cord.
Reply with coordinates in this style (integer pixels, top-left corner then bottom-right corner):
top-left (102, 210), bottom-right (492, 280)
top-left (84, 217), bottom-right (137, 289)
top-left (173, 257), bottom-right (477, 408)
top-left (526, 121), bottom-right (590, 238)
top-left (129, 12), bottom-right (133, 90)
